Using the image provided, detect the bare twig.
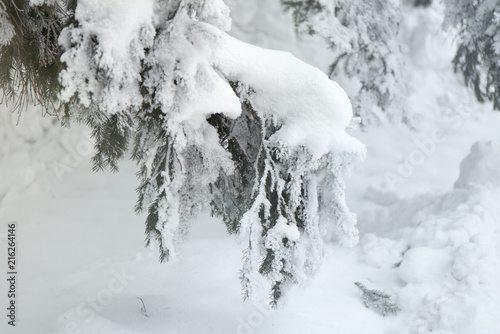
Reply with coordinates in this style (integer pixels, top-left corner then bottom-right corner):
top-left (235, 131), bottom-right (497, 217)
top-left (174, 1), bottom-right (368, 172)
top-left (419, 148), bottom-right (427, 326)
top-left (137, 297), bottom-right (149, 317)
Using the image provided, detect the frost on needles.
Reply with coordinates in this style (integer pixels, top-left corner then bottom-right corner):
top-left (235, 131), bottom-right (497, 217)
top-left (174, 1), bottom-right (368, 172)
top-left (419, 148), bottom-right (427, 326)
top-left (354, 282), bottom-right (400, 317)
top-left (282, 0), bottom-right (408, 126)
top-left (443, 0), bottom-right (500, 110)
top-left (0, 0), bottom-right (365, 307)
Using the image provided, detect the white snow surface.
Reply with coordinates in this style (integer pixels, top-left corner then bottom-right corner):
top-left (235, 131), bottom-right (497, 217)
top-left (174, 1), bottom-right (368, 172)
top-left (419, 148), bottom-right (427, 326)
top-left (2, 1), bottom-right (500, 334)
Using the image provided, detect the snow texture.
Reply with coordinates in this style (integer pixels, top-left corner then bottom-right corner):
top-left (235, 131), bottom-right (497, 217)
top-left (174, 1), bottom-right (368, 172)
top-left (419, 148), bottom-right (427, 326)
top-left (59, 0), bottom-right (156, 112)
top-left (3, 0), bottom-right (500, 333)
top-left (387, 142), bottom-right (500, 334)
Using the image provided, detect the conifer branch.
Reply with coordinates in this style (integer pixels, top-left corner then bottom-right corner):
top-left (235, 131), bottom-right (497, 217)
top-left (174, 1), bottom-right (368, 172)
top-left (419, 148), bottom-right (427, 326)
top-left (354, 282), bottom-right (400, 316)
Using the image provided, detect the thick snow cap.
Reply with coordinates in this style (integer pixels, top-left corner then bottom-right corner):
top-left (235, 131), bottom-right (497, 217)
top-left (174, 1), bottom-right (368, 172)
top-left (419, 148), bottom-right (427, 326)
top-left (213, 33), bottom-right (365, 159)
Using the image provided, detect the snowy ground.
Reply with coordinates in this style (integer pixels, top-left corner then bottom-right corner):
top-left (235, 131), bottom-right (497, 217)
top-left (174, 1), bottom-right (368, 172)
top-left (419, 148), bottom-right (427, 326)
top-left (2, 1), bottom-right (500, 334)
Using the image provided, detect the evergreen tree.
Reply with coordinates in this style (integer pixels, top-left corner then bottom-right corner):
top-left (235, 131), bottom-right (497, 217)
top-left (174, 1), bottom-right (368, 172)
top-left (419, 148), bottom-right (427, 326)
top-left (282, 0), bottom-right (409, 126)
top-left (1, 0), bottom-right (364, 307)
top-left (443, 0), bottom-right (500, 110)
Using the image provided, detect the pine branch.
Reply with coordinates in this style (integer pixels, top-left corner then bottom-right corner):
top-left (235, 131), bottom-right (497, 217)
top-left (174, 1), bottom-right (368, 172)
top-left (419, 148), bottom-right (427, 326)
top-left (0, 0), bottom-right (74, 115)
top-left (445, 0), bottom-right (500, 110)
top-left (90, 114), bottom-right (131, 173)
top-left (354, 282), bottom-right (400, 316)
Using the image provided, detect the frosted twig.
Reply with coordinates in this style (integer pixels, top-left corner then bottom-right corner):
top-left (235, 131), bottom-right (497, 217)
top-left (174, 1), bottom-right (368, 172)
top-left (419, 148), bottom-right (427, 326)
top-left (354, 282), bottom-right (400, 316)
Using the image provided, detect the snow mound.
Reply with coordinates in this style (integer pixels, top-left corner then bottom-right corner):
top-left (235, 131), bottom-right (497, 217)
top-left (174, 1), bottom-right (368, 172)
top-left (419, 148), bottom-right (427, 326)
top-left (358, 234), bottom-right (407, 269)
top-left (361, 140), bottom-right (500, 334)
top-left (398, 247), bottom-right (452, 284)
top-left (455, 140), bottom-right (500, 189)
